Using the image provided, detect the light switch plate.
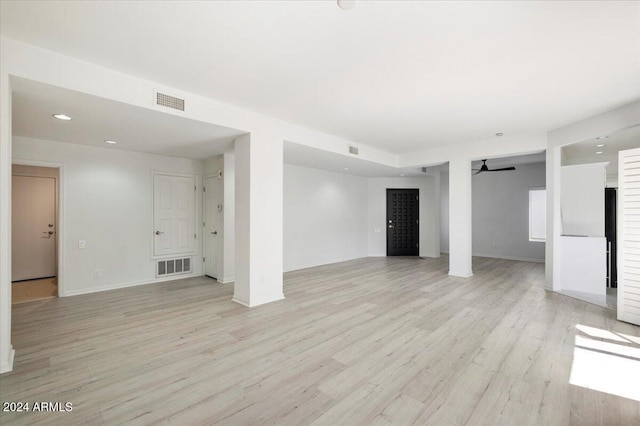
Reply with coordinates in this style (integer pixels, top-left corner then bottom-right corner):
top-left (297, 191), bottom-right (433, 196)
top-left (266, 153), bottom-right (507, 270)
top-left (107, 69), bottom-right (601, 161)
top-left (374, 228), bottom-right (381, 233)
top-left (79, 240), bottom-right (86, 249)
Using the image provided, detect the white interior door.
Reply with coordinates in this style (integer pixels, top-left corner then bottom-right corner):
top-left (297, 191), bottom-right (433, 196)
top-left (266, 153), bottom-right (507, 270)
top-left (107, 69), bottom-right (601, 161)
top-left (204, 176), bottom-right (219, 278)
top-left (153, 174), bottom-right (196, 256)
top-left (618, 147), bottom-right (640, 326)
top-left (12, 175), bottom-right (56, 281)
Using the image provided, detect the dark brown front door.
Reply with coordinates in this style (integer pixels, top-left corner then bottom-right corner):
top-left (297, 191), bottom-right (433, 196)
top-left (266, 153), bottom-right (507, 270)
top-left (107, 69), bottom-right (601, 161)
top-left (386, 189), bottom-right (419, 256)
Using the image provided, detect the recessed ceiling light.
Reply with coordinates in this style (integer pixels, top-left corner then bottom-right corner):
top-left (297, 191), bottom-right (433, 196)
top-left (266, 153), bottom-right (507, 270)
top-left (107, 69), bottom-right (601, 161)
top-left (343, 167), bottom-right (349, 171)
top-left (496, 132), bottom-right (504, 137)
top-left (104, 140), bottom-right (118, 145)
top-left (596, 135), bottom-right (609, 140)
top-left (337, 0), bottom-right (357, 10)
top-left (596, 144), bottom-right (606, 148)
top-left (400, 173), bottom-right (405, 176)
top-left (595, 151), bottom-right (603, 155)
top-left (52, 114), bottom-right (72, 121)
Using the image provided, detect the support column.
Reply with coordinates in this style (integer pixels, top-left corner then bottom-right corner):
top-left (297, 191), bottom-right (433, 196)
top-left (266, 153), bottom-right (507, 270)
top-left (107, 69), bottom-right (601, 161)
top-left (0, 71), bottom-right (15, 373)
top-left (448, 158), bottom-right (473, 277)
top-left (233, 132), bottom-right (284, 307)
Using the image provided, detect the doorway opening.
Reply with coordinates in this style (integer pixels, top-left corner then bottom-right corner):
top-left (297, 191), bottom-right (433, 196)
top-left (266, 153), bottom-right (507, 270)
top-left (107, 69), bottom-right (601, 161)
top-left (203, 173), bottom-right (223, 280)
top-left (386, 188), bottom-right (419, 256)
top-left (11, 164), bottom-right (59, 303)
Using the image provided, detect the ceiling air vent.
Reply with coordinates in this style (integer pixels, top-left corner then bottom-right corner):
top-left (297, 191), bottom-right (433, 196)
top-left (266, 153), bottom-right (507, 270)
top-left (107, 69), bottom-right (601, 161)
top-left (421, 167), bottom-right (428, 173)
top-left (156, 92), bottom-right (185, 111)
top-left (348, 146), bottom-right (359, 155)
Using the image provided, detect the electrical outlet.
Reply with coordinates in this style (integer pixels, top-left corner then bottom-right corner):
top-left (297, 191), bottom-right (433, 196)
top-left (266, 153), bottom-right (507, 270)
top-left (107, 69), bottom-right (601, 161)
top-left (79, 240), bottom-right (86, 249)
top-left (94, 269), bottom-right (101, 278)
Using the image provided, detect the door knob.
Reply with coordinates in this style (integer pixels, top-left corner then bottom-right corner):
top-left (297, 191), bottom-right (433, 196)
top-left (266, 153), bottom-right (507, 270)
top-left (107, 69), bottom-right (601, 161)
top-left (155, 231), bottom-right (164, 235)
top-left (211, 231), bottom-right (218, 235)
top-left (48, 231), bottom-right (54, 235)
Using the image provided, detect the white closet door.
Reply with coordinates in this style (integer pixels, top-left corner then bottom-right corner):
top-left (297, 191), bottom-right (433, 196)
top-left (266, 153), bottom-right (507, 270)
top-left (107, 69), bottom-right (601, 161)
top-left (618, 147), bottom-right (640, 325)
top-left (153, 174), bottom-right (196, 256)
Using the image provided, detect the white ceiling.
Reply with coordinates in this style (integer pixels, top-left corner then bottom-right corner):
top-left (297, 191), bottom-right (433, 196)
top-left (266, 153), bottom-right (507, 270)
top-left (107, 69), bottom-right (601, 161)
top-left (11, 77), bottom-right (245, 159)
top-left (13, 76), bottom-right (428, 176)
top-left (2, 1), bottom-right (639, 155)
top-left (562, 124), bottom-right (640, 176)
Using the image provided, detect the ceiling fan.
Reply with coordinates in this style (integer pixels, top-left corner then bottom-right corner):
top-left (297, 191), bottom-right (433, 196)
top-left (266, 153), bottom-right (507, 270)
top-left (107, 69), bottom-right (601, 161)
top-left (473, 159), bottom-right (516, 175)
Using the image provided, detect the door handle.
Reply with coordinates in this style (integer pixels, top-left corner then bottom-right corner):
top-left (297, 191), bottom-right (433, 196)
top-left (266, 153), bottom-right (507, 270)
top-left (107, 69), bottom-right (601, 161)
top-left (48, 231), bottom-right (54, 235)
top-left (155, 231), bottom-right (164, 235)
top-left (211, 231), bottom-right (218, 235)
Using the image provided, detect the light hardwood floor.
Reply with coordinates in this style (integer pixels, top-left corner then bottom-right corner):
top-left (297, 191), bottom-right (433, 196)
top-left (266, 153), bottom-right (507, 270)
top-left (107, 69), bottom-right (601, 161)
top-left (11, 277), bottom-right (57, 304)
top-left (1, 256), bottom-right (638, 425)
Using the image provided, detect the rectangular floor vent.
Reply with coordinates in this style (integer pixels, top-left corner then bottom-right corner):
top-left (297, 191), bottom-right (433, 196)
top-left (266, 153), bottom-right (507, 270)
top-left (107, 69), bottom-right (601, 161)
top-left (157, 257), bottom-right (191, 278)
top-left (156, 92), bottom-right (185, 111)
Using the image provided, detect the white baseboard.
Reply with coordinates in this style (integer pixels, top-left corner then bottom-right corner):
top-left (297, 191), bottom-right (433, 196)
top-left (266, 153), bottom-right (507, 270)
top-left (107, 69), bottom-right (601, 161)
top-left (284, 255), bottom-right (367, 273)
top-left (448, 270), bottom-right (474, 278)
top-left (232, 293), bottom-right (285, 307)
top-left (0, 345), bottom-right (15, 374)
top-left (63, 272), bottom-right (199, 297)
top-left (440, 251), bottom-right (543, 264)
top-left (472, 253), bottom-right (545, 263)
top-left (218, 276), bottom-right (234, 284)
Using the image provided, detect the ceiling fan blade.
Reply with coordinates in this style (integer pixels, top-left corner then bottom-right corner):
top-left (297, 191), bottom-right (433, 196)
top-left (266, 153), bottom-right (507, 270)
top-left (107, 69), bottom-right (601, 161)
top-left (488, 167), bottom-right (516, 172)
top-left (473, 170), bottom-right (483, 175)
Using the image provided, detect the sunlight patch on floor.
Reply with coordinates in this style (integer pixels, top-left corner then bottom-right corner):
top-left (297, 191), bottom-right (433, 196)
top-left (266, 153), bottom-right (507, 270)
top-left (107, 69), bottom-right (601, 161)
top-left (570, 325), bottom-right (640, 402)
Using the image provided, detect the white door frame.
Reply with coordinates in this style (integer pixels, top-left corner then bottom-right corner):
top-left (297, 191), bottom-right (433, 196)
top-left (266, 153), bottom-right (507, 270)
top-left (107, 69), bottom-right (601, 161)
top-left (11, 159), bottom-right (66, 297)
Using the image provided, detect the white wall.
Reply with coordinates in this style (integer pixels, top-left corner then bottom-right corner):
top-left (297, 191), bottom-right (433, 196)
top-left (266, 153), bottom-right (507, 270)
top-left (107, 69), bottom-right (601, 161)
top-left (367, 175), bottom-right (440, 258)
top-left (13, 136), bottom-right (204, 296)
top-left (283, 164), bottom-right (368, 271)
top-left (560, 163), bottom-right (606, 237)
top-left (441, 162), bottom-right (546, 262)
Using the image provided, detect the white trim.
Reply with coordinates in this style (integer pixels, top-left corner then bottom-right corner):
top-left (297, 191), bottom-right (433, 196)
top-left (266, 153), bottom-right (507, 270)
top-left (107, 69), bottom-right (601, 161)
top-left (231, 295), bottom-right (250, 307)
top-left (441, 251), bottom-right (544, 264)
top-left (232, 293), bottom-right (285, 307)
top-left (218, 276), bottom-right (234, 284)
top-left (448, 270), bottom-right (474, 278)
top-left (283, 255), bottom-right (367, 273)
top-left (11, 159), bottom-right (66, 296)
top-left (0, 345), bottom-right (14, 374)
top-left (63, 272), bottom-right (197, 297)
top-left (471, 253), bottom-right (545, 263)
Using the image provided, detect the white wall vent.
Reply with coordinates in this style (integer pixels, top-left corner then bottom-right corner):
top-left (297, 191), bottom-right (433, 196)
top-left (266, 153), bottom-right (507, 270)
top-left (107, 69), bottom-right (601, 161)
top-left (157, 257), bottom-right (191, 278)
top-left (156, 92), bottom-right (185, 111)
top-left (349, 146), bottom-right (359, 155)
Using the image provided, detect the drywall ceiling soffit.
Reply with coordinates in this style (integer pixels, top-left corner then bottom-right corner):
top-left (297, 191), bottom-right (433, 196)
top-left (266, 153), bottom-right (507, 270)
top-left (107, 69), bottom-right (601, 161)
top-left (284, 141), bottom-right (425, 178)
top-left (11, 77), bottom-right (245, 159)
top-left (2, 1), bottom-right (639, 154)
top-left (470, 152), bottom-right (546, 169)
top-left (562, 124), bottom-right (640, 176)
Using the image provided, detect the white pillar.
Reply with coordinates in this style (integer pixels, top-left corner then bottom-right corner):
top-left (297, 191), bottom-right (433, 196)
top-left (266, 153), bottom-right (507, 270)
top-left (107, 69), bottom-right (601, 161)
top-left (448, 158), bottom-right (473, 277)
top-left (0, 71), bottom-right (15, 373)
top-left (233, 132), bottom-right (284, 307)
top-left (222, 153), bottom-right (235, 284)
